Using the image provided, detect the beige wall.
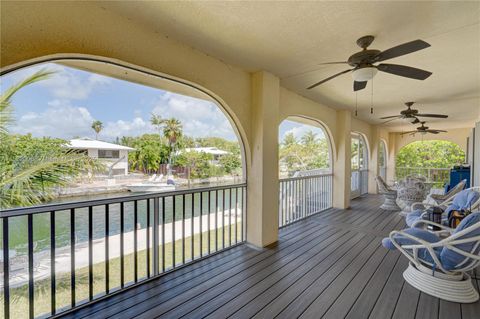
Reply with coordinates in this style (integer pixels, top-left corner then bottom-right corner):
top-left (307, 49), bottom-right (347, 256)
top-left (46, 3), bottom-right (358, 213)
top-left (1, 1), bottom-right (386, 246)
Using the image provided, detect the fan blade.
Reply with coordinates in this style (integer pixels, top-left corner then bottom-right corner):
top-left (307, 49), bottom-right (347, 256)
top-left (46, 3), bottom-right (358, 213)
top-left (375, 39), bottom-right (431, 62)
top-left (381, 117), bottom-right (401, 124)
top-left (427, 129), bottom-right (447, 133)
top-left (380, 115), bottom-right (401, 119)
top-left (354, 81), bottom-right (367, 91)
top-left (426, 130), bottom-right (440, 134)
top-left (377, 63), bottom-right (432, 80)
top-left (307, 69), bottom-right (353, 89)
top-left (400, 131), bottom-right (418, 136)
top-left (416, 113), bottom-right (448, 118)
top-left (319, 62), bottom-right (349, 65)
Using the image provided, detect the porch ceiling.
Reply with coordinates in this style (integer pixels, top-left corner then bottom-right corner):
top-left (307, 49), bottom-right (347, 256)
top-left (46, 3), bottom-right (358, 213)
top-left (102, 1), bottom-right (480, 131)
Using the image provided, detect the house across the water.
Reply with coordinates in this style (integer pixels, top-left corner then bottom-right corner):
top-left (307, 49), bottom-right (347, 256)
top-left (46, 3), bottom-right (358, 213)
top-left (183, 147), bottom-right (230, 164)
top-left (67, 138), bottom-right (134, 175)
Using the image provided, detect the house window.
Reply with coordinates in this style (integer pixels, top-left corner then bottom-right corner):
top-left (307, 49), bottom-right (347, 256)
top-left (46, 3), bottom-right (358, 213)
top-left (98, 149), bottom-right (120, 159)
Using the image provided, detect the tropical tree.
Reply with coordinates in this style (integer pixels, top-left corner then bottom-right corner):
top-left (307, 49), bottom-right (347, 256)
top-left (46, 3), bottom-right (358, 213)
top-left (126, 134), bottom-right (170, 174)
top-left (91, 120), bottom-right (103, 139)
top-left (161, 118), bottom-right (183, 175)
top-left (150, 113), bottom-right (163, 135)
top-left (0, 69), bottom-right (103, 208)
top-left (301, 130), bottom-right (318, 147)
top-left (396, 140), bottom-right (465, 168)
top-left (176, 150), bottom-right (213, 185)
top-left (219, 152), bottom-right (242, 175)
top-left (279, 131), bottom-right (330, 175)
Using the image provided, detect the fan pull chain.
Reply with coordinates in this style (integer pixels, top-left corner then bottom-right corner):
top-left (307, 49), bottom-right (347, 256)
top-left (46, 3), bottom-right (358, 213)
top-left (370, 75), bottom-right (374, 114)
top-left (355, 92), bottom-right (358, 116)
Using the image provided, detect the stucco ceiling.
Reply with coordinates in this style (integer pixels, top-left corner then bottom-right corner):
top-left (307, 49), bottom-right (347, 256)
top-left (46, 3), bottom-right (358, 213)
top-left (102, 1), bottom-right (480, 131)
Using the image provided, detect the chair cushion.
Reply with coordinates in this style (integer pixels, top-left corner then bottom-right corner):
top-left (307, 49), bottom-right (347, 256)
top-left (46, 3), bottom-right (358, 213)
top-left (445, 189), bottom-right (480, 216)
top-left (382, 228), bottom-right (441, 264)
top-left (406, 210), bottom-right (424, 227)
top-left (440, 212), bottom-right (480, 270)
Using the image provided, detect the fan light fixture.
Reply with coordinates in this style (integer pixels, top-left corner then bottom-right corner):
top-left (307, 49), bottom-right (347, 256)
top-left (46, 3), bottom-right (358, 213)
top-left (352, 67), bottom-right (377, 82)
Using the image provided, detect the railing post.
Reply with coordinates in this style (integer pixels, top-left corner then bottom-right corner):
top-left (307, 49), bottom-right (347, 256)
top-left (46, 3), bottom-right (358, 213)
top-left (153, 197), bottom-right (159, 275)
top-left (3, 218), bottom-right (10, 319)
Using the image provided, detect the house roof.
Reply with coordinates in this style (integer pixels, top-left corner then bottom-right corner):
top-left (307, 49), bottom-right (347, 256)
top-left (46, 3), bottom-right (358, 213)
top-left (183, 147), bottom-right (230, 156)
top-left (67, 138), bottom-right (135, 151)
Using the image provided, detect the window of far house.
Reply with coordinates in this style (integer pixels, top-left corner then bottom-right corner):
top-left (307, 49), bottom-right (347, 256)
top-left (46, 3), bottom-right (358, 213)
top-left (98, 149), bottom-right (120, 159)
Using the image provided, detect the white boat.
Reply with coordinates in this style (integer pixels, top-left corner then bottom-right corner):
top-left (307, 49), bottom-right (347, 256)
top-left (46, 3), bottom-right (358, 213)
top-left (127, 182), bottom-right (175, 193)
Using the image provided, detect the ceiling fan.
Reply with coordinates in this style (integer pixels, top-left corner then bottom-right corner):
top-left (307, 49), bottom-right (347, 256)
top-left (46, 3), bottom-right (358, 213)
top-left (400, 121), bottom-right (447, 136)
top-left (380, 102), bottom-right (448, 124)
top-left (307, 35), bottom-right (432, 91)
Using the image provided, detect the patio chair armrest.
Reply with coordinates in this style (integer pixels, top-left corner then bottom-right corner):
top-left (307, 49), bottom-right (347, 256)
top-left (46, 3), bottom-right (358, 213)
top-left (388, 230), bottom-right (443, 267)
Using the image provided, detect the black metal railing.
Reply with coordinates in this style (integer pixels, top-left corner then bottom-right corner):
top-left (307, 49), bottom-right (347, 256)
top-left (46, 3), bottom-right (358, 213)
top-left (278, 174), bottom-right (333, 227)
top-left (0, 183), bottom-right (246, 318)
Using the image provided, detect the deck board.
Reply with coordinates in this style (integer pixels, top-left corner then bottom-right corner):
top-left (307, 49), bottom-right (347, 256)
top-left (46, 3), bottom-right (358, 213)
top-left (60, 195), bottom-right (479, 319)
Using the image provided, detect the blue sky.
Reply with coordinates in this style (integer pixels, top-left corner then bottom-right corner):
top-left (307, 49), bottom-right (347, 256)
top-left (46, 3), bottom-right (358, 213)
top-left (1, 62), bottom-right (323, 143)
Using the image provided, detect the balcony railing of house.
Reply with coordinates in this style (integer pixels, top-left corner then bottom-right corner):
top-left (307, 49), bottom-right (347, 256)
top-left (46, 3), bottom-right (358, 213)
top-left (278, 173), bottom-right (333, 227)
top-left (395, 167), bottom-right (450, 187)
top-left (0, 183), bottom-right (246, 319)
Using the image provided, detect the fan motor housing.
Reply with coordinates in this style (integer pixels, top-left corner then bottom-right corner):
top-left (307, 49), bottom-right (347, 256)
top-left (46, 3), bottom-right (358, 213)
top-left (400, 108), bottom-right (419, 116)
top-left (348, 49), bottom-right (381, 66)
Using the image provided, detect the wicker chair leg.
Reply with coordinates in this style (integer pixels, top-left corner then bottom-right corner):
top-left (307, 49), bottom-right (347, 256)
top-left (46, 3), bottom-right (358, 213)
top-left (380, 193), bottom-right (400, 211)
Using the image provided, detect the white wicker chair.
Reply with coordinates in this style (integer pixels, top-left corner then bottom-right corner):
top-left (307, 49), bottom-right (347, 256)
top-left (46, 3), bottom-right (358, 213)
top-left (387, 214), bottom-right (480, 303)
top-left (375, 176), bottom-right (400, 211)
top-left (397, 175), bottom-right (429, 216)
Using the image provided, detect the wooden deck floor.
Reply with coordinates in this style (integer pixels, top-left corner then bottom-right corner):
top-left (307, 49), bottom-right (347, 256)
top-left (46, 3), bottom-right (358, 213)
top-left (62, 195), bottom-right (480, 319)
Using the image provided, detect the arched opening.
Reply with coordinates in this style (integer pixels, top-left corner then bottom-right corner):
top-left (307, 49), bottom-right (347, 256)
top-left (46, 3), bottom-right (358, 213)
top-left (378, 139), bottom-right (388, 181)
top-left (395, 140), bottom-right (466, 188)
top-left (278, 116), bottom-right (333, 227)
top-left (0, 57), bottom-right (248, 317)
top-left (351, 132), bottom-right (369, 198)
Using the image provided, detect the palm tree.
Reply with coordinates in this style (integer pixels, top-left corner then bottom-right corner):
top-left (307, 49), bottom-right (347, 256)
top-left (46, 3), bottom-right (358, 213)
top-left (162, 118), bottom-right (183, 176)
top-left (0, 69), bottom-right (103, 208)
top-left (91, 120), bottom-right (103, 139)
top-left (162, 118), bottom-right (183, 146)
top-left (150, 113), bottom-right (163, 135)
top-left (1, 69), bottom-right (55, 135)
top-left (301, 130), bottom-right (318, 147)
top-left (282, 133), bottom-right (297, 147)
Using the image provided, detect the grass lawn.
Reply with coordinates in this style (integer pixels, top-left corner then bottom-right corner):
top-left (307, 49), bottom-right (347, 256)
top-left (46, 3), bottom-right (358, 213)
top-left (2, 222), bottom-right (243, 318)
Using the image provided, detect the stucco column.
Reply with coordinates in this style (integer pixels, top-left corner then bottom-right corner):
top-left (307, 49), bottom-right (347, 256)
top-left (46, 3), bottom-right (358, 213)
top-left (368, 127), bottom-right (379, 194)
top-left (333, 110), bottom-right (352, 209)
top-left (247, 71), bottom-right (279, 247)
top-left (387, 132), bottom-right (397, 183)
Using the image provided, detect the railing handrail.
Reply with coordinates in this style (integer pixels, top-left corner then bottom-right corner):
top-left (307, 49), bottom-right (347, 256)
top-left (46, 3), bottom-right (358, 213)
top-left (0, 182), bottom-right (247, 218)
top-left (280, 173), bottom-right (333, 182)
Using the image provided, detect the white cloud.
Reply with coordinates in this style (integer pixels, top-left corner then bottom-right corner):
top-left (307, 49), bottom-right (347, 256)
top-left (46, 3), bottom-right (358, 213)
top-left (10, 100), bottom-right (156, 141)
top-left (11, 100), bottom-right (95, 139)
top-left (281, 123), bottom-right (326, 141)
top-left (41, 67), bottom-right (111, 100)
top-left (5, 62), bottom-right (111, 100)
top-left (102, 117), bottom-right (152, 140)
top-left (151, 92), bottom-right (237, 140)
